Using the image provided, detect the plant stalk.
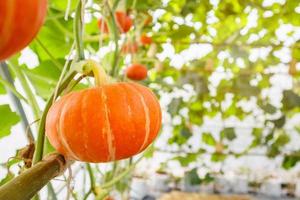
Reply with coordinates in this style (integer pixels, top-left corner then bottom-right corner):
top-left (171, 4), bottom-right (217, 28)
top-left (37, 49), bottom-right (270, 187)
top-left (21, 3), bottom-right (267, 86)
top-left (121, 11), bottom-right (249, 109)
top-left (74, 0), bottom-right (85, 60)
top-left (0, 154), bottom-right (67, 200)
top-left (32, 71), bottom-right (76, 165)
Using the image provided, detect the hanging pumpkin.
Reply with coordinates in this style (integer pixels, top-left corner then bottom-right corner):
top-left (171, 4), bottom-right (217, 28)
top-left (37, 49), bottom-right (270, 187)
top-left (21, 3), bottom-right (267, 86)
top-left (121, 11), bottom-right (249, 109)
top-left (0, 0), bottom-right (47, 60)
top-left (46, 61), bottom-right (161, 163)
top-left (140, 34), bottom-right (152, 45)
top-left (126, 63), bottom-right (148, 81)
top-left (98, 11), bottom-right (132, 34)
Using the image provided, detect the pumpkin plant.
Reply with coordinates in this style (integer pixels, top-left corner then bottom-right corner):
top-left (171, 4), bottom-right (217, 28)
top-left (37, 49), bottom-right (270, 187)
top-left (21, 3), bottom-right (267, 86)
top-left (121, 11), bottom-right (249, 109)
top-left (0, 0), bottom-right (162, 199)
top-left (1, 0), bottom-right (300, 199)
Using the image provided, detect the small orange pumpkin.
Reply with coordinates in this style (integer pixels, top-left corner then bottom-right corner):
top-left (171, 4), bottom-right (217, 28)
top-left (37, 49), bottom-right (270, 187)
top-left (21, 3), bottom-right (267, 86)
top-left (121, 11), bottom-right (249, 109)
top-left (140, 34), bottom-right (152, 45)
top-left (126, 64), bottom-right (148, 81)
top-left (98, 11), bottom-right (132, 34)
top-left (46, 82), bottom-right (161, 163)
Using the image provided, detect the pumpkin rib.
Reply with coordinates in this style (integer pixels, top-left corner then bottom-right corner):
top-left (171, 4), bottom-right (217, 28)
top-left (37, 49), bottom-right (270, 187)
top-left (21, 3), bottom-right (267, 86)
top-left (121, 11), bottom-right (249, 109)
top-left (58, 93), bottom-right (80, 160)
top-left (0, 0), bottom-right (15, 55)
top-left (116, 83), bottom-right (146, 158)
top-left (65, 91), bottom-right (86, 161)
top-left (101, 87), bottom-right (116, 161)
top-left (125, 83), bottom-right (151, 152)
top-left (130, 83), bottom-right (162, 150)
top-left (81, 91), bottom-right (95, 161)
top-left (47, 98), bottom-right (68, 155)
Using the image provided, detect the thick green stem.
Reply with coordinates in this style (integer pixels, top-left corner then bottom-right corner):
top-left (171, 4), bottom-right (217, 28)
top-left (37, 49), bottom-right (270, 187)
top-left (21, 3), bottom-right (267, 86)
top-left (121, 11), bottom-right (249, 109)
top-left (0, 154), bottom-right (67, 200)
top-left (8, 62), bottom-right (41, 121)
top-left (32, 72), bottom-right (76, 165)
top-left (74, 0), bottom-right (85, 60)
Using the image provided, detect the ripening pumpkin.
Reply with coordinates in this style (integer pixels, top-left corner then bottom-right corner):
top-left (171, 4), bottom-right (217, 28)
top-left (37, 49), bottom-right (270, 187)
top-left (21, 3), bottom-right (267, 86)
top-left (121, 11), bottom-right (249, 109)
top-left (140, 34), bottom-right (152, 45)
top-left (126, 64), bottom-right (148, 81)
top-left (98, 11), bottom-right (132, 34)
top-left (46, 82), bottom-right (161, 163)
top-left (0, 0), bottom-right (47, 60)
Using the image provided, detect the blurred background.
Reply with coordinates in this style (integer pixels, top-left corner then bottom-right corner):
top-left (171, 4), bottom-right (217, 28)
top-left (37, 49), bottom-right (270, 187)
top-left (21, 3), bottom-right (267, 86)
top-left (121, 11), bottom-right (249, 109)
top-left (1, 0), bottom-right (300, 199)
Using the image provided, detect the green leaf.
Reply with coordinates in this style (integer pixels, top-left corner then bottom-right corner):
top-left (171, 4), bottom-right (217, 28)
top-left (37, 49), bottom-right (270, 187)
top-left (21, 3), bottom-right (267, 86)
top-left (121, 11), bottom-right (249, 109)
top-left (144, 145), bottom-right (155, 158)
top-left (174, 153), bottom-right (197, 167)
top-left (168, 98), bottom-right (182, 115)
top-left (184, 168), bottom-right (201, 185)
top-left (0, 172), bottom-right (14, 186)
top-left (0, 105), bottom-right (20, 139)
top-left (270, 115), bottom-right (286, 128)
top-left (282, 151), bottom-right (300, 170)
top-left (202, 132), bottom-right (216, 146)
top-left (274, 132), bottom-right (290, 146)
top-left (170, 25), bottom-right (194, 40)
top-left (49, 0), bottom-right (79, 11)
top-left (32, 20), bottom-right (73, 60)
top-left (23, 60), bottom-right (61, 99)
top-left (259, 103), bottom-right (277, 114)
top-left (211, 152), bottom-right (226, 162)
top-left (282, 90), bottom-right (300, 111)
top-left (0, 83), bottom-right (6, 94)
top-left (221, 128), bottom-right (236, 141)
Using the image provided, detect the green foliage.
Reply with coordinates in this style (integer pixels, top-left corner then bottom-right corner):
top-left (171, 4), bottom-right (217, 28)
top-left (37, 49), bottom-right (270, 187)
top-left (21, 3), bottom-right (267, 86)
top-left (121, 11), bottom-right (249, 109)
top-left (1, 1), bottom-right (300, 198)
top-left (0, 105), bottom-right (20, 139)
top-left (202, 132), bottom-right (216, 146)
top-left (184, 168), bottom-right (201, 185)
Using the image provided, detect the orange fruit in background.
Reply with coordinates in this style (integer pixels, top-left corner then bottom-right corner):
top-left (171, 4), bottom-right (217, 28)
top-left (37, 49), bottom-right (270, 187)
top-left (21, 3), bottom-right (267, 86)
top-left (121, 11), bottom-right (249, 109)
top-left (126, 64), bottom-right (148, 81)
top-left (98, 11), bottom-right (132, 34)
top-left (140, 34), bottom-right (152, 45)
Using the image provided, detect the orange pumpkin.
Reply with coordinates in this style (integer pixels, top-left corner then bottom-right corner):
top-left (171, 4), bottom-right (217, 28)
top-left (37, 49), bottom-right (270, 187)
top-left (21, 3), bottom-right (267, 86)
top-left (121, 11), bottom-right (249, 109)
top-left (46, 82), bottom-right (161, 163)
top-left (0, 0), bottom-right (47, 60)
top-left (140, 34), bottom-right (152, 45)
top-left (98, 11), bottom-right (132, 34)
top-left (126, 64), bottom-right (148, 81)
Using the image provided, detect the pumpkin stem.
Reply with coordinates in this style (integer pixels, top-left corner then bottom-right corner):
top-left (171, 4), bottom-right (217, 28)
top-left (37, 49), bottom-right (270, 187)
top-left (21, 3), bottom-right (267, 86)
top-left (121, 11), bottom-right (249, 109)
top-left (75, 59), bottom-right (109, 86)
